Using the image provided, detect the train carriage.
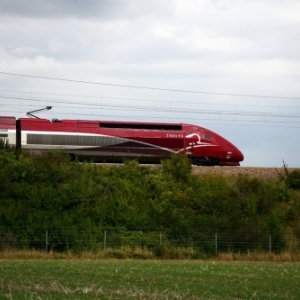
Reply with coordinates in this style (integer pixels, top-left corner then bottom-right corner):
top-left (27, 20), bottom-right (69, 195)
top-left (0, 113), bottom-right (244, 166)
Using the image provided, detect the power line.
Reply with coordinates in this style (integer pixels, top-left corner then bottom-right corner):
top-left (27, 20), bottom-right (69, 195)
top-left (1, 95), bottom-right (300, 119)
top-left (0, 71), bottom-right (300, 100)
top-left (1, 89), bottom-right (300, 109)
top-left (2, 103), bottom-right (300, 128)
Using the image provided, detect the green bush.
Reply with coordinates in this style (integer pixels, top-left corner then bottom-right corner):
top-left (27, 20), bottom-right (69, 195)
top-left (287, 170), bottom-right (300, 189)
top-left (0, 149), bottom-right (299, 254)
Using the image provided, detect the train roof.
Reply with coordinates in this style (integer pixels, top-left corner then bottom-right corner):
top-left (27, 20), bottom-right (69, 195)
top-left (0, 117), bottom-right (16, 130)
top-left (0, 116), bottom-right (16, 124)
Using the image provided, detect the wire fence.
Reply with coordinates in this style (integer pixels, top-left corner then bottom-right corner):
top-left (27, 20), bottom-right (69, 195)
top-left (0, 228), bottom-right (299, 255)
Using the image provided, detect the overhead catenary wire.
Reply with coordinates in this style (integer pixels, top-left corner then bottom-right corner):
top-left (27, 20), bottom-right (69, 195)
top-left (0, 71), bottom-right (300, 128)
top-left (2, 104), bottom-right (300, 129)
top-left (1, 95), bottom-right (300, 119)
top-left (1, 88), bottom-right (300, 110)
top-left (0, 71), bottom-right (300, 100)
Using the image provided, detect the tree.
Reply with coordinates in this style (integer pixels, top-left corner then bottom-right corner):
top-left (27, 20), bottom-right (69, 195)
top-left (161, 154), bottom-right (192, 183)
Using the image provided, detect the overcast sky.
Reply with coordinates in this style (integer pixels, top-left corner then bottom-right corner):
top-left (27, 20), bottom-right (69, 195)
top-left (0, 0), bottom-right (299, 167)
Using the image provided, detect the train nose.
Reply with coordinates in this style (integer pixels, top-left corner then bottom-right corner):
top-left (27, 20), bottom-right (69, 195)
top-left (226, 145), bottom-right (244, 163)
top-left (232, 146), bottom-right (244, 161)
top-left (238, 149), bottom-right (244, 162)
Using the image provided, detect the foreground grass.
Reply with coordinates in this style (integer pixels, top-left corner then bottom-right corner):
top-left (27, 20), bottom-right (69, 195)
top-left (0, 260), bottom-right (300, 299)
top-left (2, 248), bottom-right (300, 261)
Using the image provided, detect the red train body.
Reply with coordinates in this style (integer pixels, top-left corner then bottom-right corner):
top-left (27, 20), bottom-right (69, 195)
top-left (0, 116), bottom-right (244, 166)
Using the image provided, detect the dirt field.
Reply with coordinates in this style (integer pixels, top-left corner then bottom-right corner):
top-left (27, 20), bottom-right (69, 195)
top-left (192, 166), bottom-right (294, 179)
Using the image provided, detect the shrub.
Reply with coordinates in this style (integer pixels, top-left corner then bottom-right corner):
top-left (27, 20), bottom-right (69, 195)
top-left (287, 170), bottom-right (300, 190)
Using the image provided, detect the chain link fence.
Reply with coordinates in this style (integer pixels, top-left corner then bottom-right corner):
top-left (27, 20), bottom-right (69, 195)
top-left (0, 228), bottom-right (298, 255)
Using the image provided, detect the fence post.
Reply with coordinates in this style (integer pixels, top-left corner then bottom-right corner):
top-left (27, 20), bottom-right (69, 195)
top-left (104, 230), bottom-right (107, 251)
top-left (215, 232), bottom-right (218, 256)
top-left (269, 234), bottom-right (272, 253)
top-left (45, 230), bottom-right (48, 254)
top-left (159, 232), bottom-right (162, 246)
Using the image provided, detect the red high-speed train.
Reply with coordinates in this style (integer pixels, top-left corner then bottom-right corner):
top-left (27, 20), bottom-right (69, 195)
top-left (0, 109), bottom-right (244, 166)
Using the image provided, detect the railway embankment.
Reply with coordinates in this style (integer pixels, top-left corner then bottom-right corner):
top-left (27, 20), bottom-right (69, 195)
top-left (192, 166), bottom-right (296, 179)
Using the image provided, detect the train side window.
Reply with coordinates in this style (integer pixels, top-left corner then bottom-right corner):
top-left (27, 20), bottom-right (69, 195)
top-left (0, 129), bottom-right (8, 138)
top-left (99, 123), bottom-right (182, 130)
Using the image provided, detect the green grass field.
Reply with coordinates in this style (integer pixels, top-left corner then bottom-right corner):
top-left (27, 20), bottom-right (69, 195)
top-left (1, 260), bottom-right (300, 299)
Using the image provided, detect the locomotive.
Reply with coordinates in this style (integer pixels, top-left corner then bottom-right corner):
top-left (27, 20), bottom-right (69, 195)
top-left (0, 107), bottom-right (244, 166)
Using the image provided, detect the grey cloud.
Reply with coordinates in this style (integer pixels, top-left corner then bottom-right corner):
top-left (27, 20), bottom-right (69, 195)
top-left (0, 0), bottom-right (173, 19)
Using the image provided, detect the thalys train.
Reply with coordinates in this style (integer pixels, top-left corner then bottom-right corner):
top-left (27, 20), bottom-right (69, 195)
top-left (0, 108), bottom-right (244, 166)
